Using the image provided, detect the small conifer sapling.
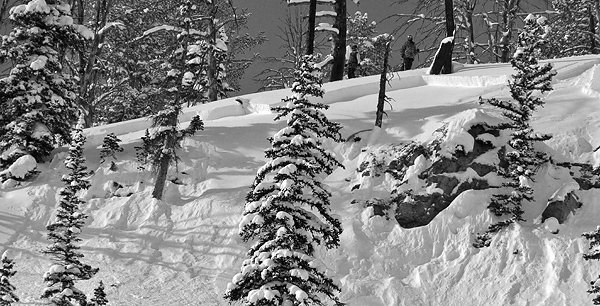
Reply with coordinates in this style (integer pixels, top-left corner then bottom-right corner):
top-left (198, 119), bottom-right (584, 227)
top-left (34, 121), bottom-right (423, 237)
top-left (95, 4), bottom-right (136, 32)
top-left (134, 129), bottom-right (153, 171)
top-left (99, 133), bottom-right (124, 167)
top-left (91, 281), bottom-right (108, 306)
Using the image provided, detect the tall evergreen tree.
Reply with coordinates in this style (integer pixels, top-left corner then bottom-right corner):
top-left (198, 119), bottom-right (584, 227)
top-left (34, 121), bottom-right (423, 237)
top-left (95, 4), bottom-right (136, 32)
top-left (225, 55), bottom-right (344, 306)
top-left (41, 116), bottom-right (99, 305)
top-left (475, 14), bottom-right (556, 247)
top-left (0, 252), bottom-right (19, 305)
top-left (142, 0), bottom-right (205, 200)
top-left (0, 0), bottom-right (90, 161)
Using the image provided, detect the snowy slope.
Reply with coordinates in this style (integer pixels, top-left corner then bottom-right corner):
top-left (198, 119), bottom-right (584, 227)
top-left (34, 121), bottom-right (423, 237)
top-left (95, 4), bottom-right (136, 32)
top-left (2, 55), bottom-right (600, 305)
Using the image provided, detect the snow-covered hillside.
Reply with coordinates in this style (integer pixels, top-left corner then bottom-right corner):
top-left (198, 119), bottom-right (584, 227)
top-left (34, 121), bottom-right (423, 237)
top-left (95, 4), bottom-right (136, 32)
top-left (2, 55), bottom-right (600, 305)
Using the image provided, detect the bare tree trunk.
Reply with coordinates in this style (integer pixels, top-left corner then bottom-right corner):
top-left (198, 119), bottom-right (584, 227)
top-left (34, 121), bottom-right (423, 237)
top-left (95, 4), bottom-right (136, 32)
top-left (307, 0), bottom-right (316, 55)
top-left (499, 0), bottom-right (520, 63)
top-left (482, 13), bottom-right (496, 63)
top-left (375, 41), bottom-right (390, 128)
top-left (465, 8), bottom-right (475, 63)
top-left (329, 0), bottom-right (346, 82)
top-left (443, 0), bottom-right (455, 74)
top-left (79, 0), bottom-right (114, 127)
top-left (445, 0), bottom-right (455, 37)
top-left (590, 5), bottom-right (597, 54)
top-left (152, 134), bottom-right (174, 200)
top-left (207, 2), bottom-right (218, 102)
top-left (596, 0), bottom-right (600, 41)
top-left (207, 43), bottom-right (218, 101)
top-left (462, 0), bottom-right (476, 64)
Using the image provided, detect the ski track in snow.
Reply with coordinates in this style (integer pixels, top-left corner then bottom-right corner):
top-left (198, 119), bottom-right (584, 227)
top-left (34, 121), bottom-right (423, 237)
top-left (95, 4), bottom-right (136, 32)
top-left (2, 55), bottom-right (600, 305)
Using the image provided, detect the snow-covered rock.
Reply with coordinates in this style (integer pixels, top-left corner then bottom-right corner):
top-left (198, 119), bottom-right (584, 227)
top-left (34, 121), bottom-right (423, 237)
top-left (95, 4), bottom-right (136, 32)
top-left (1, 179), bottom-right (18, 189)
top-left (7, 154), bottom-right (37, 179)
top-left (541, 189), bottom-right (582, 224)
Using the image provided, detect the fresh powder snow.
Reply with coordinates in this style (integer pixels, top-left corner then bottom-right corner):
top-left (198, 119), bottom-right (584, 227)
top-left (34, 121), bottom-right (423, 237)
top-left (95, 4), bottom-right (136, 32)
top-left (1, 55), bottom-right (600, 305)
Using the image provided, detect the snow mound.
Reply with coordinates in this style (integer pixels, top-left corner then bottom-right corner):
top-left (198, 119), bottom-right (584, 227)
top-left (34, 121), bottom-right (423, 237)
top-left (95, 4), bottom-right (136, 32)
top-left (423, 75), bottom-right (507, 87)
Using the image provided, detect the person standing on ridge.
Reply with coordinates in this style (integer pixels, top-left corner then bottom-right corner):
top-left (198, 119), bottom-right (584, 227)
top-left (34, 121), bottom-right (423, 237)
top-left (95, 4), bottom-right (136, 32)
top-left (400, 35), bottom-right (419, 71)
top-left (345, 45), bottom-right (360, 79)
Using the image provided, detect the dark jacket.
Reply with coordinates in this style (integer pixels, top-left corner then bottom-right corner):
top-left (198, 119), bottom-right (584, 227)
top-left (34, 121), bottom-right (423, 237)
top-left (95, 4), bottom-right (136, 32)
top-left (348, 51), bottom-right (359, 67)
top-left (401, 40), bottom-right (418, 59)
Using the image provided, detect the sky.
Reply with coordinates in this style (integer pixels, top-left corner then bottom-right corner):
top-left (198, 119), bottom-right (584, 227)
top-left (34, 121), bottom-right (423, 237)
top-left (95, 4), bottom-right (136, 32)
top-left (239, 0), bottom-right (416, 94)
top-left (2, 55), bottom-right (600, 304)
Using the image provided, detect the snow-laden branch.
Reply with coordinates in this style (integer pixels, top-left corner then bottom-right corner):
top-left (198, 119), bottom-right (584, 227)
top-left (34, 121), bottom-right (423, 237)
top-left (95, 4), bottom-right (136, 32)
top-left (132, 25), bottom-right (208, 42)
top-left (315, 11), bottom-right (337, 18)
top-left (477, 10), bottom-right (558, 17)
top-left (315, 22), bottom-right (338, 34)
top-left (287, 0), bottom-right (335, 6)
top-left (382, 13), bottom-right (444, 25)
top-left (97, 21), bottom-right (124, 36)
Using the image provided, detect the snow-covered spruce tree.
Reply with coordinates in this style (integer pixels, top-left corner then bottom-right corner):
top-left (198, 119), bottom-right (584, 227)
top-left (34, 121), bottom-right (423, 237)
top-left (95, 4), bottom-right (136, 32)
top-left (41, 116), bottom-right (99, 305)
top-left (225, 55), bottom-right (344, 306)
top-left (0, 0), bottom-right (90, 161)
top-left (99, 133), bottom-right (123, 165)
top-left (90, 281), bottom-right (108, 306)
top-left (0, 252), bottom-right (19, 305)
top-left (142, 0), bottom-right (205, 200)
top-left (474, 14), bottom-right (556, 248)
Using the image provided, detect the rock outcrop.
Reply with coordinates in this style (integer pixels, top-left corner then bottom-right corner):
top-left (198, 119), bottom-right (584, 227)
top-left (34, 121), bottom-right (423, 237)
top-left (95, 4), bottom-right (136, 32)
top-left (541, 191), bottom-right (582, 224)
top-left (392, 124), bottom-right (499, 228)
